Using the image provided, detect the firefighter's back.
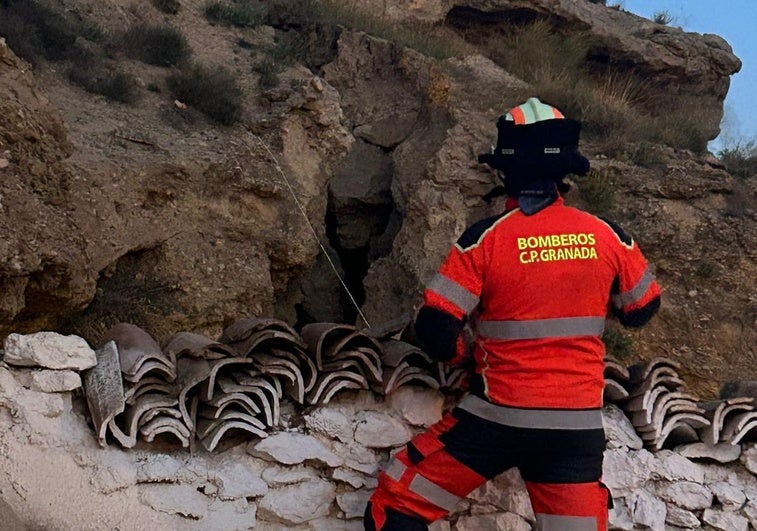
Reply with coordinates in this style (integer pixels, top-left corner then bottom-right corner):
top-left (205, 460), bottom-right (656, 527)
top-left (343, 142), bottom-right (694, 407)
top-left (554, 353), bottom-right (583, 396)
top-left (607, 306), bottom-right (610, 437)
top-left (469, 198), bottom-right (644, 409)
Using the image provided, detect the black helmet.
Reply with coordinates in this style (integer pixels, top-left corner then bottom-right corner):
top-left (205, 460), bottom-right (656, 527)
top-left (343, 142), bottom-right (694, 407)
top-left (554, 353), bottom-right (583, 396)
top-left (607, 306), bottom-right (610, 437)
top-left (478, 98), bottom-right (590, 213)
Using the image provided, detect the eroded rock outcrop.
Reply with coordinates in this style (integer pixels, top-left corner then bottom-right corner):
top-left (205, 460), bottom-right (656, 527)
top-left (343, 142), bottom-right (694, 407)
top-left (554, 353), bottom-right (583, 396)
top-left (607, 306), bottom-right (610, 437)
top-left (349, 0), bottom-right (741, 140)
top-left (0, 37), bottom-right (95, 331)
top-left (0, 37), bottom-right (351, 341)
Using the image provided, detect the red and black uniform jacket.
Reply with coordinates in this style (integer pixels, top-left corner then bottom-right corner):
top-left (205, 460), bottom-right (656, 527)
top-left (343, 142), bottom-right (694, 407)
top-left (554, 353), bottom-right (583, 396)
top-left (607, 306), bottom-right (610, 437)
top-left (415, 196), bottom-right (661, 410)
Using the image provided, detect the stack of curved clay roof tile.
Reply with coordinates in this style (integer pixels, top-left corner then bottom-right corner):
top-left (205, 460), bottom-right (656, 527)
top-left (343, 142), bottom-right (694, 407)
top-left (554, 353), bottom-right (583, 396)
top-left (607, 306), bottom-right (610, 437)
top-left (378, 340), bottom-right (439, 394)
top-left (171, 317), bottom-right (318, 452)
top-left (162, 330), bottom-right (263, 452)
top-left (698, 397), bottom-right (757, 446)
top-left (436, 362), bottom-right (469, 392)
top-left (621, 357), bottom-right (710, 451)
top-left (603, 356), bottom-right (631, 403)
top-left (364, 317), bottom-right (455, 393)
top-left (84, 323), bottom-right (189, 449)
top-left (83, 318), bottom-right (756, 456)
top-left (300, 323), bottom-right (383, 404)
top-left (220, 317), bottom-right (316, 406)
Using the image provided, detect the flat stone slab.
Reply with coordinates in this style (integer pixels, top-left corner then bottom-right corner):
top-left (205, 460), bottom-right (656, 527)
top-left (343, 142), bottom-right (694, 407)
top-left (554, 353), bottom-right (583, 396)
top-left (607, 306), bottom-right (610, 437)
top-left (4, 332), bottom-right (96, 370)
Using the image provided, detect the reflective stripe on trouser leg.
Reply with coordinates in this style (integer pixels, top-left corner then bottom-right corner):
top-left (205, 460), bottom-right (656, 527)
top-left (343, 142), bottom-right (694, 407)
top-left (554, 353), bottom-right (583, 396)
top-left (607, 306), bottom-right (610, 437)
top-left (526, 481), bottom-right (608, 531)
top-left (367, 412), bottom-right (489, 525)
top-left (372, 450), bottom-right (486, 522)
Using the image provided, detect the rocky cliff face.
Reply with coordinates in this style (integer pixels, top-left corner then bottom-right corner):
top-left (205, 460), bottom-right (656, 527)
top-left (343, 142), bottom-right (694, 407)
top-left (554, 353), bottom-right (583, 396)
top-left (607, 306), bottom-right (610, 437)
top-left (0, 0), bottom-right (753, 400)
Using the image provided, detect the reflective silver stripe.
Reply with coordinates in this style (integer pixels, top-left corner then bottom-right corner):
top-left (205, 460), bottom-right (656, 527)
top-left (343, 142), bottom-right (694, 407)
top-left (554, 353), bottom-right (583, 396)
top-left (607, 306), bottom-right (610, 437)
top-left (408, 473), bottom-right (461, 512)
top-left (614, 268), bottom-right (654, 309)
top-left (477, 317), bottom-right (605, 340)
top-left (384, 459), bottom-right (406, 482)
top-left (458, 395), bottom-right (603, 430)
top-left (535, 514), bottom-right (598, 531)
top-left (427, 274), bottom-right (479, 314)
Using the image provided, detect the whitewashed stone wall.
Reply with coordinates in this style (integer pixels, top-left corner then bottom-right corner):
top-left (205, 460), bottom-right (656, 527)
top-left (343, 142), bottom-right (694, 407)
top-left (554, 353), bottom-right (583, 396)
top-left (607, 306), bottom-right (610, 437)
top-left (0, 335), bottom-right (755, 530)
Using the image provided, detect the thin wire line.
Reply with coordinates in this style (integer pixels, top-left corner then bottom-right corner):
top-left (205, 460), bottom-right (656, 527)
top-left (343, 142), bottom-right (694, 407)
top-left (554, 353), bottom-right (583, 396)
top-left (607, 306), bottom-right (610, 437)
top-left (249, 132), bottom-right (371, 328)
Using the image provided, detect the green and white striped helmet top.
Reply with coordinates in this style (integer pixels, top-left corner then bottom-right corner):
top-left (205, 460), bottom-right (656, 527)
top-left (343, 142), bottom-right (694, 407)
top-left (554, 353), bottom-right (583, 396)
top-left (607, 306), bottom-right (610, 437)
top-left (504, 97), bottom-right (564, 125)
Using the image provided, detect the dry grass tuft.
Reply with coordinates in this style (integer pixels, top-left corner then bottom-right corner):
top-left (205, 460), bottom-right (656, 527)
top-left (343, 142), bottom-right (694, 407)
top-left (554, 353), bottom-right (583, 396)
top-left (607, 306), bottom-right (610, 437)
top-left (575, 167), bottom-right (616, 214)
top-left (204, 0), bottom-right (267, 28)
top-left (718, 140), bottom-right (757, 179)
top-left (474, 20), bottom-right (710, 153)
top-left (122, 23), bottom-right (192, 67)
top-left (269, 0), bottom-right (470, 60)
top-left (0, 0), bottom-right (103, 65)
top-left (167, 63), bottom-right (243, 125)
top-left (153, 0), bottom-right (181, 15)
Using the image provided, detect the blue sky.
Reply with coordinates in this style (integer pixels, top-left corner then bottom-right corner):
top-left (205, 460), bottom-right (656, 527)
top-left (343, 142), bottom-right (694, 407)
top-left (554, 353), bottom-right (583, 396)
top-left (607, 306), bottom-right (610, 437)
top-left (622, 0), bottom-right (755, 151)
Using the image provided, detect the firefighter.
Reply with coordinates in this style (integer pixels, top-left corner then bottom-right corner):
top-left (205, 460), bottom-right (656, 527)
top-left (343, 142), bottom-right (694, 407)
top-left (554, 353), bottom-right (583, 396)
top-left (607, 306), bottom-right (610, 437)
top-left (364, 97), bottom-right (661, 531)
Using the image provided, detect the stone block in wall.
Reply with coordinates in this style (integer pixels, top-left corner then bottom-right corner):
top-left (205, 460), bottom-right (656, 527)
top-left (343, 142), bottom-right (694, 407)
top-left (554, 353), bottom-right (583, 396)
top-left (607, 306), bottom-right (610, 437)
top-left (628, 489), bottom-right (667, 531)
top-left (309, 517), bottom-right (363, 530)
top-left (305, 407), bottom-right (354, 443)
top-left (208, 459), bottom-right (268, 500)
top-left (652, 450), bottom-right (706, 483)
top-left (710, 480), bottom-right (747, 510)
top-left (135, 452), bottom-right (205, 485)
top-left (257, 478), bottom-right (335, 525)
top-left (454, 512), bottom-right (530, 531)
top-left (248, 431), bottom-right (343, 468)
top-left (742, 443), bottom-right (757, 475)
top-left (204, 499), bottom-right (257, 531)
top-left (603, 403), bottom-right (644, 450)
top-left (331, 441), bottom-right (382, 475)
top-left (701, 462), bottom-right (737, 484)
top-left (466, 468), bottom-right (534, 522)
top-left (13, 368), bottom-right (81, 393)
top-left (353, 410), bottom-right (412, 448)
top-left (0, 499), bottom-right (24, 531)
top-left (332, 467), bottom-right (378, 489)
top-left (608, 497), bottom-right (634, 530)
top-left (744, 502), bottom-right (757, 530)
top-left (139, 483), bottom-right (209, 520)
top-left (734, 467), bottom-right (757, 505)
top-left (603, 448), bottom-right (656, 496)
top-left (3, 332), bottom-right (96, 370)
top-left (0, 366), bottom-right (93, 447)
top-left (388, 386), bottom-right (444, 427)
top-left (655, 481), bottom-right (713, 511)
top-left (429, 520), bottom-right (452, 531)
top-left (664, 503), bottom-right (701, 529)
top-left (702, 508), bottom-right (749, 531)
top-left (336, 489), bottom-right (372, 519)
top-left (88, 447), bottom-right (138, 495)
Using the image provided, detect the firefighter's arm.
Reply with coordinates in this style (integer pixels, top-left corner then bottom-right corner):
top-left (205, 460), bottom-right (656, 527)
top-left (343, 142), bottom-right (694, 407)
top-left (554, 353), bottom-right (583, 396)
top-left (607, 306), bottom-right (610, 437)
top-left (414, 228), bottom-right (486, 364)
top-left (603, 218), bottom-right (661, 327)
top-left (414, 307), bottom-right (467, 363)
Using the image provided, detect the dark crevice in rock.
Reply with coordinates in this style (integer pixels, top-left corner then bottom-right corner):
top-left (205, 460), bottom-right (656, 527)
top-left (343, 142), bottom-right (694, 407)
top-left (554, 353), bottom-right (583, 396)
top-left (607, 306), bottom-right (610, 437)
top-left (14, 260), bottom-right (83, 334)
top-left (446, 6), bottom-right (543, 27)
top-left (315, 140), bottom-right (400, 324)
top-left (323, 203), bottom-right (367, 325)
